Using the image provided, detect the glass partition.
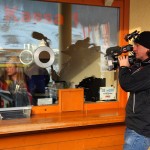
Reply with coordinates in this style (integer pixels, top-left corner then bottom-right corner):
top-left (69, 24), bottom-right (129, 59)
top-left (0, 0), bottom-right (119, 108)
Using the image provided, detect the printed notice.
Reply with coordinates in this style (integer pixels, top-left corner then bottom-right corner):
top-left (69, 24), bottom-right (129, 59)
top-left (100, 87), bottom-right (116, 100)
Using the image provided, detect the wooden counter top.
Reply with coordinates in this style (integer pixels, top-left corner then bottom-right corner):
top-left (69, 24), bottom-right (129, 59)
top-left (0, 108), bottom-right (125, 135)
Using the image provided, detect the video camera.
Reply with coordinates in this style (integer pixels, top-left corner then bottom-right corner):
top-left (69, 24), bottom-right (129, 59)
top-left (106, 30), bottom-right (140, 71)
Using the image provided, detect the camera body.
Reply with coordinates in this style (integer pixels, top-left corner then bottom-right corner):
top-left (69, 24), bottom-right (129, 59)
top-left (106, 44), bottom-right (136, 70)
top-left (106, 30), bottom-right (139, 71)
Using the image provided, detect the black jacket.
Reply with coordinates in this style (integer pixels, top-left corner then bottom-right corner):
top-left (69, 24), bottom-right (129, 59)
top-left (119, 60), bottom-right (150, 137)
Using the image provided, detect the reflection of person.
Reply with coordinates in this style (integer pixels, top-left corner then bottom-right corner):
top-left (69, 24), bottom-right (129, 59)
top-left (118, 31), bottom-right (150, 150)
top-left (50, 37), bottom-right (99, 82)
top-left (50, 65), bottom-right (60, 81)
top-left (0, 56), bottom-right (32, 107)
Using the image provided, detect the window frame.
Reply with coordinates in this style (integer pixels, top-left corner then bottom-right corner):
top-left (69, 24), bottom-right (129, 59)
top-left (31, 0), bottom-right (129, 114)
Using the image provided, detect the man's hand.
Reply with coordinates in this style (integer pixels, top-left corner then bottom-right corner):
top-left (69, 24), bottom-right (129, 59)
top-left (118, 55), bottom-right (130, 67)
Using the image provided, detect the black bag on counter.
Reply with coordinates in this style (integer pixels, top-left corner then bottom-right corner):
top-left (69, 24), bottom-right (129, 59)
top-left (76, 76), bottom-right (105, 102)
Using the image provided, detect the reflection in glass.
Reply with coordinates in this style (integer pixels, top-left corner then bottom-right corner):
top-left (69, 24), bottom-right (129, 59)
top-left (0, 56), bottom-right (31, 107)
top-left (0, 0), bottom-right (119, 107)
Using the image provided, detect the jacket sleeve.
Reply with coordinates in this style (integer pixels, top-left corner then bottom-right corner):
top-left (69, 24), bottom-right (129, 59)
top-left (119, 66), bottom-right (150, 92)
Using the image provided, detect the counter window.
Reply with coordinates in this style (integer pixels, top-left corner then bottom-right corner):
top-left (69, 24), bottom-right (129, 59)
top-left (0, 0), bottom-right (120, 108)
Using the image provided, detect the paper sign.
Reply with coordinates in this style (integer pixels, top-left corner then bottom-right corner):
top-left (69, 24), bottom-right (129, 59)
top-left (100, 87), bottom-right (116, 100)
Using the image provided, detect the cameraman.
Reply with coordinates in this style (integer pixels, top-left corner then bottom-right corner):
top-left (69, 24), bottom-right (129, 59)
top-left (118, 31), bottom-right (150, 150)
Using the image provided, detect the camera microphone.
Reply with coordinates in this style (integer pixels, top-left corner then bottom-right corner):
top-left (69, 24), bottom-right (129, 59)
top-left (32, 31), bottom-right (48, 40)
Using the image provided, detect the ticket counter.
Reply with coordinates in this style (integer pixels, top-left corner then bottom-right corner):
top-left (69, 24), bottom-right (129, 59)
top-left (0, 88), bottom-right (126, 150)
top-left (0, 0), bottom-right (130, 149)
top-left (0, 109), bottom-right (125, 150)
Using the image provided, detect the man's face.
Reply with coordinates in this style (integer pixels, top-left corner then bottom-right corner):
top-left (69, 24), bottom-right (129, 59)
top-left (133, 43), bottom-right (149, 61)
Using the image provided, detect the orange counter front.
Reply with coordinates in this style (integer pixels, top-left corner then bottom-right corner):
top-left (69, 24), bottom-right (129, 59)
top-left (0, 88), bottom-right (126, 150)
top-left (0, 108), bottom-right (125, 150)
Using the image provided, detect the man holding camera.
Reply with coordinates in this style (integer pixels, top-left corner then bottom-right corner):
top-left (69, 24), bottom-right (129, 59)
top-left (118, 31), bottom-right (150, 150)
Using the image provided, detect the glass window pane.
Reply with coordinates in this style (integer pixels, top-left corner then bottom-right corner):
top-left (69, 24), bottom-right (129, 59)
top-left (0, 0), bottom-right (120, 108)
top-left (70, 5), bottom-right (120, 102)
top-left (0, 0), bottom-right (58, 107)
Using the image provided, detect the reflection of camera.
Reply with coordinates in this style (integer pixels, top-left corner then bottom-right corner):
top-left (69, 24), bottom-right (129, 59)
top-left (106, 30), bottom-right (139, 71)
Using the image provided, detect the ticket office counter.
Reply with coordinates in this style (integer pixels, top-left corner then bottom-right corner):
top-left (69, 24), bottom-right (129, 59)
top-left (0, 88), bottom-right (127, 150)
top-left (0, 0), bottom-right (129, 149)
